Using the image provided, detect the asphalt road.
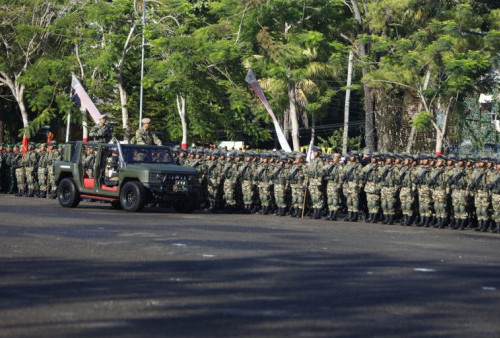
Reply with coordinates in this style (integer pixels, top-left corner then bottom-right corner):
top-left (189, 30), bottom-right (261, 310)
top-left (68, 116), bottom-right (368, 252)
top-left (1, 195), bottom-right (500, 337)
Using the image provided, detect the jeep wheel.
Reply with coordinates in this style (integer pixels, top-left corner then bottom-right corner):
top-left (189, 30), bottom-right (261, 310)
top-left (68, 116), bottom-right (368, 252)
top-left (58, 178), bottom-right (80, 208)
top-left (120, 181), bottom-right (146, 212)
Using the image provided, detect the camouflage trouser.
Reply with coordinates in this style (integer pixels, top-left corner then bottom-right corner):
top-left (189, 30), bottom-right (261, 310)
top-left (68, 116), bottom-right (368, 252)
top-left (273, 182), bottom-right (288, 209)
top-left (380, 186), bottom-right (397, 216)
top-left (474, 190), bottom-right (490, 221)
top-left (223, 178), bottom-right (237, 206)
top-left (48, 165), bottom-right (57, 194)
top-left (343, 182), bottom-right (360, 213)
top-left (24, 166), bottom-right (35, 191)
top-left (207, 177), bottom-right (222, 205)
top-left (418, 185), bottom-right (432, 217)
top-left (492, 194), bottom-right (500, 223)
top-left (400, 187), bottom-right (415, 216)
top-left (241, 180), bottom-right (256, 205)
top-left (451, 189), bottom-right (468, 220)
top-left (258, 182), bottom-right (272, 207)
top-left (326, 181), bottom-right (341, 211)
top-left (15, 167), bottom-right (26, 192)
top-left (364, 181), bottom-right (379, 214)
top-left (308, 178), bottom-right (323, 209)
top-left (291, 183), bottom-right (305, 208)
top-left (431, 188), bottom-right (448, 218)
top-left (37, 167), bottom-right (48, 194)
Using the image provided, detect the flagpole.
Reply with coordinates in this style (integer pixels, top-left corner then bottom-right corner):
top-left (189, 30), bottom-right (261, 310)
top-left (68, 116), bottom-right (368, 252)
top-left (138, 0), bottom-right (146, 129)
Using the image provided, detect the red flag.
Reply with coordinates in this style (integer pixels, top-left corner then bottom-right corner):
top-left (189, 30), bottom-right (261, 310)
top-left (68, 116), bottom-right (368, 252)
top-left (47, 132), bottom-right (54, 144)
top-left (22, 133), bottom-right (29, 156)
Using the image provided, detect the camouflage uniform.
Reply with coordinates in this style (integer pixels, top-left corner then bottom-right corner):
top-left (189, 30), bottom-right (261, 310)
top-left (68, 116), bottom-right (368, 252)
top-left (23, 146), bottom-right (38, 197)
top-left (239, 157), bottom-right (257, 212)
top-left (341, 158), bottom-right (362, 221)
top-left (449, 163), bottom-right (469, 229)
top-left (89, 123), bottom-right (113, 143)
top-left (14, 151), bottom-right (25, 196)
top-left (272, 159), bottom-right (289, 216)
top-left (221, 157), bottom-right (239, 208)
top-left (254, 159), bottom-right (273, 214)
top-left (414, 164), bottom-right (432, 226)
top-left (37, 147), bottom-right (49, 197)
top-left (324, 158), bottom-right (343, 220)
top-left (399, 163), bottom-right (417, 226)
top-left (135, 128), bottom-right (162, 146)
top-left (469, 166), bottom-right (490, 230)
top-left (47, 147), bottom-right (60, 198)
top-left (288, 161), bottom-right (306, 218)
top-left (428, 165), bottom-right (447, 227)
top-left (379, 162), bottom-right (398, 224)
top-left (305, 156), bottom-right (325, 219)
top-left (206, 157), bottom-right (224, 210)
top-left (360, 160), bottom-right (380, 223)
top-left (489, 167), bottom-right (500, 233)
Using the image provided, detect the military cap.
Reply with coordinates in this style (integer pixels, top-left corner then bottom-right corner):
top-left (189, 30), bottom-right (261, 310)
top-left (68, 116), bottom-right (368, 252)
top-left (362, 148), bottom-right (372, 155)
top-left (58, 143), bottom-right (64, 147)
top-left (141, 118), bottom-right (151, 124)
top-left (349, 151), bottom-right (358, 156)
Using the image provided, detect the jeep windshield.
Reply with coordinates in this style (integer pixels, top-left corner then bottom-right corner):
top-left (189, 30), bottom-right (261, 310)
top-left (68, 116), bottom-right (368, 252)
top-left (120, 145), bottom-right (175, 164)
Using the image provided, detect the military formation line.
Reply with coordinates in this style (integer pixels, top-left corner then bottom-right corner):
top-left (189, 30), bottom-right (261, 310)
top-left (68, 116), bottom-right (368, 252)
top-left (174, 147), bottom-right (500, 233)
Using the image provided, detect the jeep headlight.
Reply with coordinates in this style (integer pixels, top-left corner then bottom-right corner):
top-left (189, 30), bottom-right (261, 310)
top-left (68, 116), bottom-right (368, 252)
top-left (149, 172), bottom-right (165, 183)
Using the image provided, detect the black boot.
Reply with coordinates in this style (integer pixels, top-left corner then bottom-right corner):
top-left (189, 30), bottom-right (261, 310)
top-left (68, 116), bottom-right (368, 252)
top-left (422, 217), bottom-right (430, 227)
top-left (344, 212), bottom-right (352, 222)
top-left (350, 212), bottom-right (359, 222)
top-left (323, 211), bottom-right (332, 220)
top-left (387, 215), bottom-right (394, 225)
top-left (296, 208), bottom-right (303, 218)
top-left (458, 219), bottom-right (466, 230)
top-left (405, 215), bottom-right (413, 226)
top-left (491, 223), bottom-right (500, 233)
top-left (370, 213), bottom-right (378, 224)
top-left (312, 208), bottom-right (320, 220)
top-left (481, 220), bottom-right (490, 232)
top-left (366, 213), bottom-right (373, 223)
top-left (330, 210), bottom-right (338, 221)
top-left (400, 215), bottom-right (406, 226)
top-left (290, 208), bottom-right (297, 217)
top-left (474, 220), bottom-right (483, 231)
top-left (261, 206), bottom-right (269, 215)
top-left (382, 215), bottom-right (388, 224)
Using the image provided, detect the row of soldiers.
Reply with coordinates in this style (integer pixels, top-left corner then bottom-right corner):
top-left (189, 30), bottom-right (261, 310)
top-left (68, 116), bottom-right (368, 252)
top-left (0, 142), bottom-right (62, 198)
top-left (173, 147), bottom-right (500, 233)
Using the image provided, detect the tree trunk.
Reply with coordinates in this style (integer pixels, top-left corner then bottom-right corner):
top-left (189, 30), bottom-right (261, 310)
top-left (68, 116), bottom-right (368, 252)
top-left (343, 50), bottom-right (354, 155)
top-left (117, 81), bottom-right (129, 142)
top-left (406, 70), bottom-right (431, 153)
top-left (288, 83), bottom-right (300, 151)
top-left (176, 94), bottom-right (188, 149)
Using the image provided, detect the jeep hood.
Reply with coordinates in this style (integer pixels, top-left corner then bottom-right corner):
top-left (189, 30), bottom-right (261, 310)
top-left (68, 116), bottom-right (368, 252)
top-left (125, 163), bottom-right (198, 174)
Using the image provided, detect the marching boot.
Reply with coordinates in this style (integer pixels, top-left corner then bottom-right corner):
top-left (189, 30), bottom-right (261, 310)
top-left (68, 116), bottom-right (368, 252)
top-left (370, 213), bottom-right (378, 224)
top-left (261, 206), bottom-right (269, 215)
top-left (423, 217), bottom-right (431, 227)
top-left (296, 208), bottom-right (303, 218)
top-left (323, 210), bottom-right (333, 220)
top-left (350, 212), bottom-right (359, 222)
top-left (366, 213), bottom-right (373, 223)
top-left (405, 215), bottom-right (413, 226)
top-left (400, 215), bottom-right (406, 226)
top-left (491, 223), bottom-right (500, 233)
top-left (449, 218), bottom-right (457, 229)
top-left (290, 208), bottom-right (297, 217)
top-left (481, 220), bottom-right (490, 232)
top-left (474, 220), bottom-right (483, 231)
top-left (382, 214), bottom-right (389, 224)
top-left (344, 212), bottom-right (352, 222)
top-left (312, 208), bottom-right (321, 220)
top-left (27, 189), bottom-right (34, 197)
top-left (279, 208), bottom-right (286, 216)
top-left (387, 215), bottom-right (394, 225)
top-left (330, 210), bottom-right (338, 221)
top-left (458, 219), bottom-right (466, 230)
top-left (415, 216), bottom-right (423, 227)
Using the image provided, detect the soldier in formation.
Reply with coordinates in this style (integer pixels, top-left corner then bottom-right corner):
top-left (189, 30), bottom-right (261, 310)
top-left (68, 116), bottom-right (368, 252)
top-left (171, 148), bottom-right (500, 233)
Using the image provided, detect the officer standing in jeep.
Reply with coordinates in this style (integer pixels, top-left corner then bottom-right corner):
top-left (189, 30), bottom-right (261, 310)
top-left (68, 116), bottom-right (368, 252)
top-left (89, 114), bottom-right (113, 143)
top-left (135, 118), bottom-right (162, 146)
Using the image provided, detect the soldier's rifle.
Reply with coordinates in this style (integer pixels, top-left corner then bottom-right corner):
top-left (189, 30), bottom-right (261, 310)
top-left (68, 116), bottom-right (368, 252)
top-left (361, 164), bottom-right (377, 182)
top-left (342, 165), bottom-right (358, 181)
top-left (427, 169), bottom-right (444, 187)
top-left (447, 170), bottom-right (465, 185)
top-left (469, 171), bottom-right (486, 190)
top-left (414, 168), bottom-right (429, 186)
top-left (375, 166), bottom-right (391, 183)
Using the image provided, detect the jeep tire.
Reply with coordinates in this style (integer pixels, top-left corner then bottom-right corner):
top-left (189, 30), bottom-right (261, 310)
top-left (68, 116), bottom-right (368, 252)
top-left (120, 181), bottom-right (146, 212)
top-left (58, 178), bottom-right (81, 208)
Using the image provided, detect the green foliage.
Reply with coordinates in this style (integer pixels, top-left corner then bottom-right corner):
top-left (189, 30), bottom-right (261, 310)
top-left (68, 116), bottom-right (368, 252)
top-left (411, 111), bottom-right (434, 131)
top-left (318, 128), bottom-right (362, 153)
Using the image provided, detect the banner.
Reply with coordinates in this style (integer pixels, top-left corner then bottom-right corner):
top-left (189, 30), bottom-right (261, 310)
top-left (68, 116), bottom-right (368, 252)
top-left (71, 74), bottom-right (101, 124)
top-left (245, 69), bottom-right (292, 153)
top-left (47, 132), bottom-right (54, 144)
top-left (22, 133), bottom-right (28, 156)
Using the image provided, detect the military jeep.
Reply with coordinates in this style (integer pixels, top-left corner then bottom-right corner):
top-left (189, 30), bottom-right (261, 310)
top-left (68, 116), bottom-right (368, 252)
top-left (54, 140), bottom-right (200, 212)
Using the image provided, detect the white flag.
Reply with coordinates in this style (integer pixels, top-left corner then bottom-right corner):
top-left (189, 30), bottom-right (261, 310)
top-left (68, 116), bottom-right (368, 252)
top-left (245, 69), bottom-right (292, 153)
top-left (71, 74), bottom-right (101, 124)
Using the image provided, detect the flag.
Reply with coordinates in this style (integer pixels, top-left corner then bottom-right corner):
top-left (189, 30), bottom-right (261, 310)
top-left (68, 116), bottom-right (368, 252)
top-left (22, 133), bottom-right (28, 156)
top-left (245, 69), bottom-right (292, 153)
top-left (305, 139), bottom-right (314, 164)
top-left (47, 132), bottom-right (54, 144)
top-left (71, 74), bottom-right (101, 124)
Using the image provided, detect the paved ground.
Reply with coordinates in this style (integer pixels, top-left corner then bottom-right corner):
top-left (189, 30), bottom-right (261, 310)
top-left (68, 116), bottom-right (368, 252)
top-left (1, 195), bottom-right (500, 337)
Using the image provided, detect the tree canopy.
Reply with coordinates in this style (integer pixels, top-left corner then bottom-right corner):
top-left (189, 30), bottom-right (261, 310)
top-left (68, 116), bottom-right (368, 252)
top-left (0, 0), bottom-right (498, 153)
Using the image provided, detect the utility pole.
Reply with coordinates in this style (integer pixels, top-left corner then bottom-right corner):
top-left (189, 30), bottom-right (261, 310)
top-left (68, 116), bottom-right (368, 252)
top-left (342, 50), bottom-right (354, 155)
top-left (138, 0), bottom-right (146, 129)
